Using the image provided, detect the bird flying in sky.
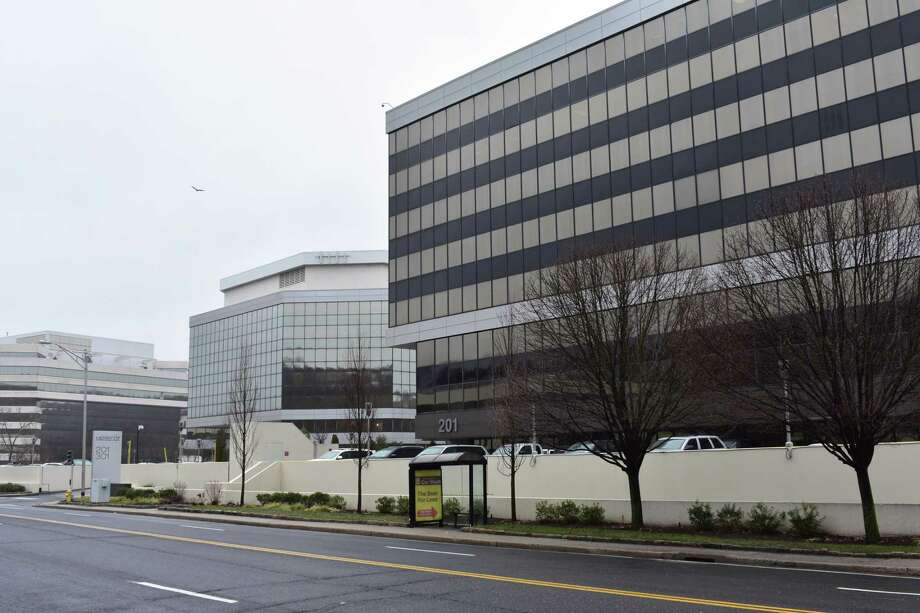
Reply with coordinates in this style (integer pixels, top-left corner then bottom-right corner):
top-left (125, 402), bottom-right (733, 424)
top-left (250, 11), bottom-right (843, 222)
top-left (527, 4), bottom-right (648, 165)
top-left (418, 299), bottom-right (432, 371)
top-left (191, 185), bottom-right (205, 192)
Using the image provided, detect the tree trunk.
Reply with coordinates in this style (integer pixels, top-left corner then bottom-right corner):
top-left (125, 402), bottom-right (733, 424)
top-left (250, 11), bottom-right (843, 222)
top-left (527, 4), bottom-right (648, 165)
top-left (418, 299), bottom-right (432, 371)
top-left (626, 468), bottom-right (643, 529)
top-left (510, 459), bottom-right (517, 522)
top-left (854, 463), bottom-right (881, 543)
top-left (239, 443), bottom-right (245, 506)
top-left (357, 459), bottom-right (363, 514)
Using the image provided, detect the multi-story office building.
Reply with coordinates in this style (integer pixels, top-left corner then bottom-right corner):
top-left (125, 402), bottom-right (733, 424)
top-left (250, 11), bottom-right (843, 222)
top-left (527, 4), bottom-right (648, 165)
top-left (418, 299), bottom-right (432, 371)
top-left (0, 331), bottom-right (186, 463)
top-left (187, 251), bottom-right (417, 442)
top-left (386, 0), bottom-right (920, 442)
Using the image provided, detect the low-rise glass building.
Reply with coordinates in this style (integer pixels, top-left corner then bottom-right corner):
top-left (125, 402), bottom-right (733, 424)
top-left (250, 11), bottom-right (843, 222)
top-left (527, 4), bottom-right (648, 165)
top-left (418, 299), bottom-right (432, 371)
top-left (187, 251), bottom-right (416, 442)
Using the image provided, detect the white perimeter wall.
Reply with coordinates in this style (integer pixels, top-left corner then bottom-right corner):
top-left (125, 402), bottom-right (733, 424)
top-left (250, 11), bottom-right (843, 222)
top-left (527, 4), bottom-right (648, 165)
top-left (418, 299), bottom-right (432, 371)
top-left (4, 442), bottom-right (919, 536)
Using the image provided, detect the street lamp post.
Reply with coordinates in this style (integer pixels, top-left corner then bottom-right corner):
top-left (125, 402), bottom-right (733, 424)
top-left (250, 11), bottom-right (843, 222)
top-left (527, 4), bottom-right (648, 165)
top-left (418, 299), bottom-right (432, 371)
top-left (40, 341), bottom-right (91, 498)
top-left (136, 425), bottom-right (144, 463)
top-left (778, 359), bottom-right (793, 460)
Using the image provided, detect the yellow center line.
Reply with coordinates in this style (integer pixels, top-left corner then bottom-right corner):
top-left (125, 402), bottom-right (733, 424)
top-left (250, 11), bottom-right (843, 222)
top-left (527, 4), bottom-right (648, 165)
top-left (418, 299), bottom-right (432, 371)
top-left (0, 512), bottom-right (823, 613)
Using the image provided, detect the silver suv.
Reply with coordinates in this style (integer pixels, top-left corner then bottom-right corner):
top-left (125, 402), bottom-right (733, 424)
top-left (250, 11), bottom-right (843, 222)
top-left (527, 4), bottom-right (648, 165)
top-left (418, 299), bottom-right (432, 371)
top-left (650, 435), bottom-right (727, 452)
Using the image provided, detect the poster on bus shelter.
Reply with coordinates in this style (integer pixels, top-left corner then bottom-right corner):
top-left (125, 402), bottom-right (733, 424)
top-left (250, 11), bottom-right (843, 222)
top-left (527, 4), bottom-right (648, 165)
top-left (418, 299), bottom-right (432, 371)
top-left (414, 468), bottom-right (443, 523)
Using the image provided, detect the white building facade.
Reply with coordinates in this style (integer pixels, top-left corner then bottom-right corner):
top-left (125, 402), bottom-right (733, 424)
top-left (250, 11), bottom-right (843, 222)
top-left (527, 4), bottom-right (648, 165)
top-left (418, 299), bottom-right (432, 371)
top-left (0, 331), bottom-right (187, 464)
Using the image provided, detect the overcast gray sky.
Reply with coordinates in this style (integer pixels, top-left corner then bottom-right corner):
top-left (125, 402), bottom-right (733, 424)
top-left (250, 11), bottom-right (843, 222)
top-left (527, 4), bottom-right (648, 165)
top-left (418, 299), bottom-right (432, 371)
top-left (1, 0), bottom-right (614, 359)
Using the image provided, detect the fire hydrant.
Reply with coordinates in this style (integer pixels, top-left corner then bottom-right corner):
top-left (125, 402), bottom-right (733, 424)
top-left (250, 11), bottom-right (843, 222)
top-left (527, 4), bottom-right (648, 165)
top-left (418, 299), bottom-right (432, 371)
top-left (65, 489), bottom-right (72, 503)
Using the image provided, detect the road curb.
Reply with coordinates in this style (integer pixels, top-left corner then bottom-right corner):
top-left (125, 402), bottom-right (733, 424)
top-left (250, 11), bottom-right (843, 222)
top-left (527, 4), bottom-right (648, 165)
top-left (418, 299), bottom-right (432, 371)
top-left (38, 503), bottom-right (920, 578)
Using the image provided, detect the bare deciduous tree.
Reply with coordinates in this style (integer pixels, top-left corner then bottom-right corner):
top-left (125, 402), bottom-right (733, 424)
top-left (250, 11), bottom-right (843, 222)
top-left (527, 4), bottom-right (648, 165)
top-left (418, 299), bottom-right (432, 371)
top-left (492, 323), bottom-right (535, 522)
top-left (511, 241), bottom-right (707, 528)
top-left (345, 337), bottom-right (376, 513)
top-left (228, 343), bottom-right (259, 506)
top-left (707, 177), bottom-right (920, 542)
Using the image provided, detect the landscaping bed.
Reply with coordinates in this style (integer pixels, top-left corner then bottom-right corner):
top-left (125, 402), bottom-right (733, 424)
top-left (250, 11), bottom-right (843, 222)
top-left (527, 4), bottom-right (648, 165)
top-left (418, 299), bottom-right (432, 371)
top-left (66, 489), bottom-right (409, 526)
top-left (472, 521), bottom-right (920, 558)
top-left (159, 503), bottom-right (408, 526)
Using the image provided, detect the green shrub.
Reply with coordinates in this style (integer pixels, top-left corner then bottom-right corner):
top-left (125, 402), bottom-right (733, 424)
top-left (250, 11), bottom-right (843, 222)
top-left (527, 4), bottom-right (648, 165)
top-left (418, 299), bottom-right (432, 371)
top-left (715, 503), bottom-right (745, 532)
top-left (124, 488), bottom-right (156, 500)
top-left (156, 488), bottom-right (180, 503)
top-left (328, 495), bottom-right (346, 510)
top-left (276, 492), bottom-right (306, 505)
top-left (688, 501), bottom-right (715, 531)
top-left (787, 503), bottom-right (824, 538)
top-left (443, 497), bottom-right (462, 517)
top-left (747, 502), bottom-right (786, 534)
top-left (535, 500), bottom-right (558, 523)
top-left (376, 496), bottom-right (396, 514)
top-left (305, 492), bottom-right (331, 507)
top-left (472, 500), bottom-right (488, 521)
top-left (396, 496), bottom-right (409, 515)
top-left (535, 500), bottom-right (581, 524)
top-left (256, 492), bottom-right (315, 505)
top-left (0, 483), bottom-right (26, 493)
top-left (578, 503), bottom-right (605, 524)
top-left (556, 500), bottom-right (579, 524)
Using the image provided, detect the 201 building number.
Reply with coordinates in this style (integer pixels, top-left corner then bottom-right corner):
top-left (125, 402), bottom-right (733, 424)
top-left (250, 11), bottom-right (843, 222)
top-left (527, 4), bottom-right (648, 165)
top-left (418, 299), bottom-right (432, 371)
top-left (437, 417), bottom-right (458, 433)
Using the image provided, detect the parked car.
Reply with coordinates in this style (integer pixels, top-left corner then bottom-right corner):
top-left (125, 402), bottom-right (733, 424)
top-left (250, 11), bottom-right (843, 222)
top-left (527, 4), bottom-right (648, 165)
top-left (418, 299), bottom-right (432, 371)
top-left (369, 445), bottom-right (425, 459)
top-left (312, 449), bottom-right (372, 461)
top-left (565, 441), bottom-right (595, 454)
top-left (491, 443), bottom-right (544, 456)
top-left (564, 441), bottom-right (617, 454)
top-left (650, 435), bottom-right (727, 452)
top-left (415, 444), bottom-right (488, 459)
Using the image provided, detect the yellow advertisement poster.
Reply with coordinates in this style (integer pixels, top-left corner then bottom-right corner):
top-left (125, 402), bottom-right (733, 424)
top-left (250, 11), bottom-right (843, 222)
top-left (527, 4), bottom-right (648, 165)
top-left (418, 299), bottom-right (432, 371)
top-left (414, 468), bottom-right (443, 523)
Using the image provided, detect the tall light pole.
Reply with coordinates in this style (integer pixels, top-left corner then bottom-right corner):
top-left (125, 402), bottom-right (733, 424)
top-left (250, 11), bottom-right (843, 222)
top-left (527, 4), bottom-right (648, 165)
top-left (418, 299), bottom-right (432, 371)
top-left (778, 359), bottom-right (793, 460)
top-left (40, 341), bottom-right (91, 497)
top-left (364, 402), bottom-right (372, 453)
top-left (136, 424), bottom-right (144, 463)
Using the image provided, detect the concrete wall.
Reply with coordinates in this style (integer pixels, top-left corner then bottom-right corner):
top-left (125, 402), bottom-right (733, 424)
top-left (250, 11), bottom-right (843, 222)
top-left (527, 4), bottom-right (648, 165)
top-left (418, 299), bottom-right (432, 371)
top-left (4, 442), bottom-right (919, 536)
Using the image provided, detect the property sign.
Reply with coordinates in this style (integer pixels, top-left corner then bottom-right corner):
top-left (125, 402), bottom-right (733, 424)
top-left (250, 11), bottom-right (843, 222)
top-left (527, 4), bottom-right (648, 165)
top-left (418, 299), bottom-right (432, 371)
top-left (414, 468), bottom-right (443, 523)
top-left (92, 431), bottom-right (122, 483)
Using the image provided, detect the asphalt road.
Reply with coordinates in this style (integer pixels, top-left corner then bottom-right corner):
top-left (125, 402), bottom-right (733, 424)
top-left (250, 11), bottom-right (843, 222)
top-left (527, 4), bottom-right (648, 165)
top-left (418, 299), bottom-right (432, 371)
top-left (1, 495), bottom-right (919, 612)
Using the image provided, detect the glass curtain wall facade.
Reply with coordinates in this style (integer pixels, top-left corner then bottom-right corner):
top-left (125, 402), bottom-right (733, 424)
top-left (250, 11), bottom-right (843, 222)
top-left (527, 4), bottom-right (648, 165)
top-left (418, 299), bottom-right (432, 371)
top-left (388, 0), bottom-right (920, 441)
top-left (188, 299), bottom-right (416, 436)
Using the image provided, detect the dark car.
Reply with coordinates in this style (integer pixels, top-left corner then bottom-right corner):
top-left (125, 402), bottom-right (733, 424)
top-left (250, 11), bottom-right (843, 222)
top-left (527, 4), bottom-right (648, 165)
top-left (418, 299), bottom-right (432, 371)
top-left (369, 445), bottom-right (425, 459)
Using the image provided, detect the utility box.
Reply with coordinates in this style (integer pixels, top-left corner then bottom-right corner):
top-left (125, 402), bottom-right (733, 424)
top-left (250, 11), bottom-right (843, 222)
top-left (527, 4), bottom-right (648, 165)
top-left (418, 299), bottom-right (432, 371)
top-left (90, 478), bottom-right (111, 503)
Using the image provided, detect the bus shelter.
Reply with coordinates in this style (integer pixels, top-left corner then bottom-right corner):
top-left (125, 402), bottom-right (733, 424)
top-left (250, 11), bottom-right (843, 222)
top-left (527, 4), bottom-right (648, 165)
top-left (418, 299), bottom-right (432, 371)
top-left (408, 450), bottom-right (488, 527)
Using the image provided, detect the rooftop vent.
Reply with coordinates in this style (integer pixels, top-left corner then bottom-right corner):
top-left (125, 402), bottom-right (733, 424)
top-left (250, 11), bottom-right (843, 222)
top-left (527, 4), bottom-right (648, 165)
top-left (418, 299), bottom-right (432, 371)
top-left (279, 267), bottom-right (305, 288)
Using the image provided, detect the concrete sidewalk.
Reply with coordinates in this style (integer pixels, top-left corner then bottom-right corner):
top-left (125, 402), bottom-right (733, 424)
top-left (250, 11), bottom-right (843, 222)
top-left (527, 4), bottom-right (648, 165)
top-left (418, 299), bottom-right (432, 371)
top-left (43, 503), bottom-right (920, 578)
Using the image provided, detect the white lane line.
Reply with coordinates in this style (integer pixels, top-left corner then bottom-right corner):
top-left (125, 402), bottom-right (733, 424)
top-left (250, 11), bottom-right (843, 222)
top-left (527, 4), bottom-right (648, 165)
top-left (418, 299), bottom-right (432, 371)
top-left (657, 558), bottom-right (920, 581)
top-left (111, 514), bottom-right (176, 524)
top-left (180, 524), bottom-right (224, 531)
top-left (838, 587), bottom-right (920, 597)
top-left (131, 581), bottom-right (237, 604)
top-left (13, 497), bottom-right (38, 500)
top-left (385, 545), bottom-right (475, 557)
top-left (0, 504), bottom-right (24, 509)
top-left (60, 511), bottom-right (93, 517)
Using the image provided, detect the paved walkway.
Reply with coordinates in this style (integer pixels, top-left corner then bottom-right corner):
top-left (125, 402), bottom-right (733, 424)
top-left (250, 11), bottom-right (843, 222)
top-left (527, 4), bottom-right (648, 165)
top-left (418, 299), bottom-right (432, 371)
top-left (45, 503), bottom-right (920, 577)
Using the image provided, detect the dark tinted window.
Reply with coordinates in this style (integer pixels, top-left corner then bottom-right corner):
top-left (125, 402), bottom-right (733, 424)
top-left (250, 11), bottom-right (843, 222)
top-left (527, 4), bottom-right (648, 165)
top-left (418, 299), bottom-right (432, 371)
top-left (392, 447), bottom-right (423, 458)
